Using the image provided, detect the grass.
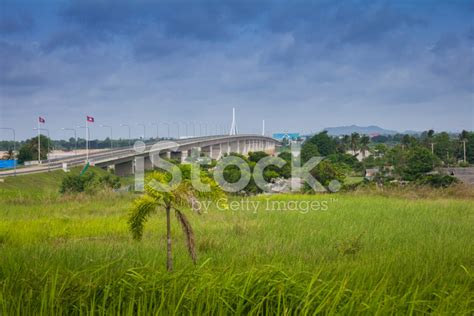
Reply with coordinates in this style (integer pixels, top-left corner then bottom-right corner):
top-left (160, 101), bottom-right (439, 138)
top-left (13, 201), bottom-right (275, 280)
top-left (0, 171), bottom-right (473, 314)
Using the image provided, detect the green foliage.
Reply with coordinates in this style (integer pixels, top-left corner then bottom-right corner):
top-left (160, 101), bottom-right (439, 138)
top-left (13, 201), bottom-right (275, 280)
top-left (402, 147), bottom-right (438, 180)
top-left (335, 233), bottom-right (364, 256)
top-left (310, 160), bottom-right (345, 187)
top-left (2, 193), bottom-right (473, 314)
top-left (59, 171), bottom-right (121, 194)
top-left (128, 165), bottom-right (227, 268)
top-left (17, 135), bottom-right (51, 163)
top-left (415, 174), bottom-right (458, 188)
top-left (248, 151), bottom-right (269, 163)
top-left (307, 131), bottom-right (338, 157)
top-left (462, 131), bottom-right (474, 164)
top-left (128, 195), bottom-right (158, 240)
top-left (301, 141), bottom-right (319, 163)
top-left (327, 153), bottom-right (363, 173)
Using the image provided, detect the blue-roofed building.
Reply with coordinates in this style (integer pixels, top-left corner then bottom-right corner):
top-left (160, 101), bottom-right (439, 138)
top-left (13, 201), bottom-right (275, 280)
top-left (272, 133), bottom-right (300, 141)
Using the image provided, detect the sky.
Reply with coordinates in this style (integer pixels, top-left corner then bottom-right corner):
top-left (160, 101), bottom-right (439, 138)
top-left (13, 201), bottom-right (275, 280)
top-left (0, 0), bottom-right (473, 141)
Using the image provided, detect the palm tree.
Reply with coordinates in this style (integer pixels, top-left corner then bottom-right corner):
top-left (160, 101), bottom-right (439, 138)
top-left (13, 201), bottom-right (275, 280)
top-left (350, 132), bottom-right (360, 155)
top-left (342, 135), bottom-right (351, 152)
top-left (359, 135), bottom-right (370, 159)
top-left (128, 166), bottom-right (226, 271)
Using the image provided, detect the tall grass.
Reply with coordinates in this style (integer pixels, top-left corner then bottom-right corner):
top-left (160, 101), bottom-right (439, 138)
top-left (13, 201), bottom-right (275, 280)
top-left (0, 173), bottom-right (473, 314)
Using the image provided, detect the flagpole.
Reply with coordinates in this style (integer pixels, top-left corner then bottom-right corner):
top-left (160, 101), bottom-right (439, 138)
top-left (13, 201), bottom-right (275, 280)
top-left (86, 118), bottom-right (89, 162)
top-left (38, 118), bottom-right (41, 164)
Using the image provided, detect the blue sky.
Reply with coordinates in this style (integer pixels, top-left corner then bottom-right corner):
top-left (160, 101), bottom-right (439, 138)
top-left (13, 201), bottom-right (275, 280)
top-left (0, 0), bottom-right (473, 140)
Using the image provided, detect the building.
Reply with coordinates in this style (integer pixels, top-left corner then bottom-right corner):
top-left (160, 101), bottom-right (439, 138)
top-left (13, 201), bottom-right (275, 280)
top-left (272, 133), bottom-right (300, 141)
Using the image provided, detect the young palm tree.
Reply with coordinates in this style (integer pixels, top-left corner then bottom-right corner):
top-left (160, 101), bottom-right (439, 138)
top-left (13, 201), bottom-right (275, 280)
top-left (128, 167), bottom-right (227, 271)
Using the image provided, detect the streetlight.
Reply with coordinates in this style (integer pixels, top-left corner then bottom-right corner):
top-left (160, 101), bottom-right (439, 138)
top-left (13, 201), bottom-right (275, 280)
top-left (199, 122), bottom-right (207, 137)
top-left (61, 127), bottom-right (77, 155)
top-left (162, 122), bottom-right (170, 139)
top-left (120, 124), bottom-right (131, 147)
top-left (189, 121), bottom-right (196, 137)
top-left (0, 127), bottom-right (16, 176)
top-left (100, 124), bottom-right (113, 149)
top-left (151, 122), bottom-right (159, 139)
top-left (77, 125), bottom-right (91, 161)
top-left (33, 127), bottom-right (51, 171)
top-left (137, 123), bottom-right (146, 140)
top-left (180, 121), bottom-right (189, 138)
top-left (173, 121), bottom-right (180, 139)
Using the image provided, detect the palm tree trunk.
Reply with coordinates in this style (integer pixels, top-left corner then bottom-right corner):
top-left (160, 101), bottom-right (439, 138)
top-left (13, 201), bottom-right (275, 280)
top-left (166, 205), bottom-right (173, 272)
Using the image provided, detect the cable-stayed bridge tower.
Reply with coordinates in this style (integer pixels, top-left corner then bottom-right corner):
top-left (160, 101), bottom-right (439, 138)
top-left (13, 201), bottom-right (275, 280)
top-left (229, 107), bottom-right (238, 135)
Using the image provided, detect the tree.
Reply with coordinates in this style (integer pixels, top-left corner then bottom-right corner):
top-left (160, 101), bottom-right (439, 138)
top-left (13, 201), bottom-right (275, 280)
top-left (359, 135), bottom-right (370, 158)
top-left (350, 132), bottom-right (360, 154)
top-left (307, 131), bottom-right (337, 157)
top-left (309, 160), bottom-right (345, 187)
top-left (402, 147), bottom-right (438, 180)
top-left (128, 165), bottom-right (227, 271)
top-left (301, 141), bottom-right (319, 163)
top-left (248, 151), bottom-right (269, 163)
top-left (433, 132), bottom-right (454, 164)
top-left (337, 135), bottom-right (351, 153)
top-left (17, 135), bottom-right (51, 163)
top-left (373, 144), bottom-right (388, 158)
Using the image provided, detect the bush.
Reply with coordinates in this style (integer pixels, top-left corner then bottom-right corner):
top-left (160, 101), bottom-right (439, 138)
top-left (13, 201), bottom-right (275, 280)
top-left (416, 175), bottom-right (458, 188)
top-left (59, 171), bottom-right (121, 194)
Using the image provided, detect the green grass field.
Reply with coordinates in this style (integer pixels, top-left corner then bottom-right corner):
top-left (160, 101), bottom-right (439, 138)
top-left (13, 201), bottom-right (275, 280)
top-left (0, 171), bottom-right (473, 314)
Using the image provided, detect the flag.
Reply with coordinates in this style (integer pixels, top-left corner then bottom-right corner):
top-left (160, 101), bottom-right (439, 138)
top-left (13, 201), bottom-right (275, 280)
top-left (39, 117), bottom-right (45, 123)
top-left (86, 116), bottom-right (95, 123)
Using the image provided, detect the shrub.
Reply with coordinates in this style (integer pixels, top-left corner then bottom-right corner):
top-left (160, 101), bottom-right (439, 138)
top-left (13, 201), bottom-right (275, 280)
top-left (59, 171), bottom-right (121, 194)
top-left (416, 174), bottom-right (458, 188)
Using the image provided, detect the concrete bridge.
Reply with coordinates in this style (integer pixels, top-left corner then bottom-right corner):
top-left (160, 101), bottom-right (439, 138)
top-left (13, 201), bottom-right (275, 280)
top-left (0, 134), bottom-right (279, 177)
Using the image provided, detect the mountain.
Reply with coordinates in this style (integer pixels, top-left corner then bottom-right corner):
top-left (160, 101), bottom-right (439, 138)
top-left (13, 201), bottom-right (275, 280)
top-left (323, 125), bottom-right (398, 136)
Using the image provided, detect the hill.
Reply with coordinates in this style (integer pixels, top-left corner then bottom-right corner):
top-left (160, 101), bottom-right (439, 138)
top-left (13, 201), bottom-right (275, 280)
top-left (323, 125), bottom-right (398, 136)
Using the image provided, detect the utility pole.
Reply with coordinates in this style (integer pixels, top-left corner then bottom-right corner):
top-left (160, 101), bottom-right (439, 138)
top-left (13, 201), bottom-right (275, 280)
top-left (462, 139), bottom-right (467, 163)
top-left (61, 128), bottom-right (77, 155)
top-left (430, 142), bottom-right (434, 154)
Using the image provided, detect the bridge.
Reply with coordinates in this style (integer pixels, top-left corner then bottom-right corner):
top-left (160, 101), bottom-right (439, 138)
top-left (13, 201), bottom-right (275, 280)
top-left (0, 134), bottom-right (279, 177)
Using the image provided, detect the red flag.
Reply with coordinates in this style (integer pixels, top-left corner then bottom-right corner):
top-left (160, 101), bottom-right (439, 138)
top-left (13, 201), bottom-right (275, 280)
top-left (86, 116), bottom-right (95, 123)
top-left (39, 117), bottom-right (45, 123)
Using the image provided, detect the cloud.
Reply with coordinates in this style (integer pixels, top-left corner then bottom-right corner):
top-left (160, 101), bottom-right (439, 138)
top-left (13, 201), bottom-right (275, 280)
top-left (0, 0), bottom-right (473, 140)
top-left (0, 8), bottom-right (34, 34)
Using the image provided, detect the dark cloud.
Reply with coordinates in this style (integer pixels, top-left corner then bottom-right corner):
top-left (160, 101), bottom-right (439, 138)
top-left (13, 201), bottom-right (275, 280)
top-left (0, 8), bottom-right (34, 34)
top-left (0, 0), bottom-right (473, 139)
top-left (0, 41), bottom-right (45, 89)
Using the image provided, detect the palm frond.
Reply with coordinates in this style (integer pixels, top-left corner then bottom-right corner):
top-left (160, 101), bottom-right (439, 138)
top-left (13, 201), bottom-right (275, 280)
top-left (128, 195), bottom-right (159, 240)
top-left (175, 209), bottom-right (197, 264)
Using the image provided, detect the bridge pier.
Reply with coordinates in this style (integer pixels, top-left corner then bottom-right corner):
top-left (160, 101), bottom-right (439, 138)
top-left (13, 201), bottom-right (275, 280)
top-left (159, 151), bottom-right (171, 159)
top-left (211, 145), bottom-right (221, 160)
top-left (201, 146), bottom-right (211, 158)
top-left (115, 160), bottom-right (134, 177)
top-left (170, 151), bottom-right (181, 161)
top-left (144, 155), bottom-right (154, 170)
top-left (180, 150), bottom-right (189, 163)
